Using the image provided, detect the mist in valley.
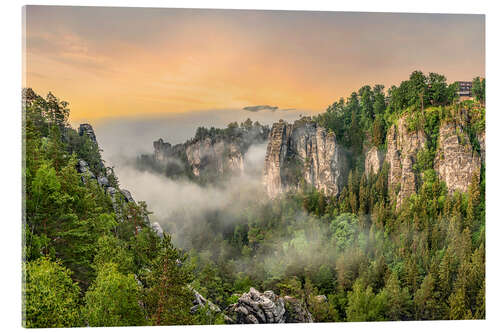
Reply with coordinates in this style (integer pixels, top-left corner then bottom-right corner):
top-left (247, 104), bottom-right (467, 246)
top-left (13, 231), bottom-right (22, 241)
top-left (93, 112), bottom-right (351, 283)
top-left (99, 117), bottom-right (271, 248)
top-left (91, 107), bottom-right (314, 245)
top-left (91, 109), bottom-right (430, 287)
top-left (107, 143), bottom-right (268, 225)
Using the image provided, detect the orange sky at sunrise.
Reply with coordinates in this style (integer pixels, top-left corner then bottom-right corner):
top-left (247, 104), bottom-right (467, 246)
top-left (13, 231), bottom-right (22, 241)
top-left (23, 6), bottom-right (485, 124)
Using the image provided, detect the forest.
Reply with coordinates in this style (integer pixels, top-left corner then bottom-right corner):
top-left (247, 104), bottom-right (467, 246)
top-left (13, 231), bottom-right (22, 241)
top-left (22, 71), bottom-right (486, 327)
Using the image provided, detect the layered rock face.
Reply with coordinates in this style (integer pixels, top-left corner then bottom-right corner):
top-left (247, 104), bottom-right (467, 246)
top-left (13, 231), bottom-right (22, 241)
top-left (434, 122), bottom-right (481, 194)
top-left (477, 130), bottom-right (485, 163)
top-left (385, 112), bottom-right (484, 207)
top-left (264, 121), bottom-right (293, 197)
top-left (264, 119), bottom-right (348, 198)
top-left (364, 146), bottom-right (385, 175)
top-left (153, 125), bottom-right (268, 180)
top-left (184, 138), bottom-right (244, 177)
top-left (153, 139), bottom-right (172, 162)
top-left (386, 116), bottom-right (427, 208)
top-left (225, 288), bottom-right (313, 324)
top-left (153, 138), bottom-right (186, 163)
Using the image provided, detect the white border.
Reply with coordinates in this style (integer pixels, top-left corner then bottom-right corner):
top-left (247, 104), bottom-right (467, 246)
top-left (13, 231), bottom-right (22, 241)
top-left (2, 1), bottom-right (499, 332)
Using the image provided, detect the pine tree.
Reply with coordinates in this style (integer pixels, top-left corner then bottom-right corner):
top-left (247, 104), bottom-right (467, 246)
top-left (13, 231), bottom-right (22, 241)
top-left (143, 234), bottom-right (194, 325)
top-left (383, 272), bottom-right (412, 321)
top-left (346, 279), bottom-right (387, 321)
top-left (414, 273), bottom-right (443, 320)
top-left (448, 287), bottom-right (473, 320)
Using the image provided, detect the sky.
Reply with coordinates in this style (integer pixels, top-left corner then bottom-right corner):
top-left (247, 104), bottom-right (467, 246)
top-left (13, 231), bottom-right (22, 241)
top-left (24, 6), bottom-right (484, 144)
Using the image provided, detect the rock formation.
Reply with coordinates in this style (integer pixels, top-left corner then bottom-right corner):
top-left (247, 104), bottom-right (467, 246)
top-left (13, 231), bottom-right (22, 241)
top-left (263, 118), bottom-right (348, 198)
top-left (153, 138), bottom-right (185, 163)
top-left (79, 123), bottom-right (98, 144)
top-left (191, 289), bottom-right (223, 315)
top-left (386, 116), bottom-right (427, 209)
top-left (119, 189), bottom-right (135, 203)
top-left (151, 222), bottom-right (164, 237)
top-left (152, 124), bottom-right (269, 180)
top-left (434, 122), bottom-right (481, 194)
top-left (77, 159), bottom-right (95, 183)
top-left (225, 287), bottom-right (313, 324)
top-left (184, 138), bottom-right (244, 177)
top-left (477, 130), bottom-right (485, 163)
top-left (76, 123), bottom-right (153, 230)
top-left (364, 146), bottom-right (385, 176)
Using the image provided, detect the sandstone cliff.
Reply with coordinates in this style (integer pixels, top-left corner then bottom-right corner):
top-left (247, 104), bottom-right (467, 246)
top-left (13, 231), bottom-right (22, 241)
top-left (184, 138), bottom-right (244, 177)
top-left (364, 146), bottom-right (385, 176)
top-left (386, 116), bottom-right (427, 208)
top-left (434, 121), bottom-right (481, 194)
top-left (152, 124), bottom-right (269, 181)
top-left (263, 118), bottom-right (348, 198)
top-left (384, 110), bottom-right (484, 208)
top-left (477, 130), bottom-right (485, 163)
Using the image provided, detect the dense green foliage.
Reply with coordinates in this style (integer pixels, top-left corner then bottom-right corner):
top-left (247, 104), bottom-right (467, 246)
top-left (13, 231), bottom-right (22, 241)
top-left (83, 263), bottom-right (146, 326)
top-left (472, 77), bottom-right (486, 105)
top-left (167, 163), bottom-right (484, 321)
top-left (192, 118), bottom-right (269, 144)
top-left (23, 257), bottom-right (82, 327)
top-left (23, 89), bottom-right (205, 327)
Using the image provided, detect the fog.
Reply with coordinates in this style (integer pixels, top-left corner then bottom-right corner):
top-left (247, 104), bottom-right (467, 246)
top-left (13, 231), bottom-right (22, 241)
top-left (110, 143), bottom-right (268, 220)
top-left (92, 108), bottom-right (329, 266)
top-left (104, 127), bottom-right (270, 247)
top-left (91, 108), bottom-right (308, 247)
top-left (92, 107), bottom-right (316, 161)
top-left (94, 112), bottom-right (386, 280)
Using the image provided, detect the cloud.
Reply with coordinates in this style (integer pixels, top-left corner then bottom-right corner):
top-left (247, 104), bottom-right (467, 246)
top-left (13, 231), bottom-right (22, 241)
top-left (243, 105), bottom-right (279, 112)
top-left (27, 31), bottom-right (114, 75)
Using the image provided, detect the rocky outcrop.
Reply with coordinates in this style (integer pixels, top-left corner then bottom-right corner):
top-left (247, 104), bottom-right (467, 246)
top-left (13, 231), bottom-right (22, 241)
top-left (264, 119), bottom-right (348, 198)
top-left (364, 146), bottom-right (385, 175)
top-left (434, 122), bottom-right (481, 194)
top-left (153, 139), bottom-right (185, 163)
top-left (477, 130), bottom-right (485, 163)
top-left (263, 121), bottom-right (293, 198)
top-left (77, 155), bottom-right (153, 228)
top-left (153, 139), bottom-right (171, 162)
top-left (282, 296), bottom-right (314, 323)
top-left (153, 124), bottom-right (269, 180)
top-left (77, 159), bottom-right (96, 183)
top-left (119, 189), bottom-right (135, 203)
top-left (386, 116), bottom-right (427, 209)
top-left (79, 123), bottom-right (98, 144)
top-left (75, 123), bottom-right (154, 230)
top-left (191, 290), bottom-right (223, 315)
top-left (151, 222), bottom-right (164, 237)
top-left (187, 287), bottom-right (234, 323)
top-left (184, 138), bottom-right (244, 177)
top-left (225, 288), bottom-right (313, 324)
top-left (97, 175), bottom-right (109, 187)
